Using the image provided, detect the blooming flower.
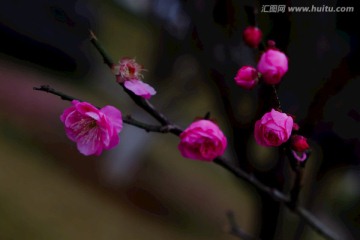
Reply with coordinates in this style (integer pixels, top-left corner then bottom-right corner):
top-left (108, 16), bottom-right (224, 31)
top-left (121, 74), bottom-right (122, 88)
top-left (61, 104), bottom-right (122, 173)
top-left (60, 100), bottom-right (122, 156)
top-left (243, 26), bottom-right (262, 48)
top-left (114, 57), bottom-right (156, 99)
top-left (178, 120), bottom-right (227, 161)
top-left (234, 66), bottom-right (258, 89)
top-left (257, 49), bottom-right (288, 85)
top-left (254, 109), bottom-right (293, 147)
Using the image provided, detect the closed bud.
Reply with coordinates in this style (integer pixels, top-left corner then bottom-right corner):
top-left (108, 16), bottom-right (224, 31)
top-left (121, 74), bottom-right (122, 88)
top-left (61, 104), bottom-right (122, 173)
top-left (243, 26), bottom-right (262, 48)
top-left (291, 135), bottom-right (309, 152)
top-left (257, 49), bottom-right (288, 85)
top-left (234, 66), bottom-right (258, 89)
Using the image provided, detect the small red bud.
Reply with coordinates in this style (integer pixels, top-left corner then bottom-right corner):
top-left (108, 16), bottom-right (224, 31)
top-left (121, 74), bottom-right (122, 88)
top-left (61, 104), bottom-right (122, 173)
top-left (267, 40), bottom-right (276, 49)
top-left (292, 123), bottom-right (300, 131)
top-left (243, 26), bottom-right (262, 48)
top-left (291, 135), bottom-right (309, 152)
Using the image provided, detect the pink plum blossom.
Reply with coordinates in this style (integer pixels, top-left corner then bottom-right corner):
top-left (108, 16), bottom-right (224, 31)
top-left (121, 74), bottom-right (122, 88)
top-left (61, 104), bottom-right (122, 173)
top-left (178, 120), bottom-right (227, 161)
top-left (114, 57), bottom-right (156, 99)
top-left (124, 80), bottom-right (156, 99)
top-left (254, 109), bottom-right (293, 147)
top-left (257, 49), bottom-right (288, 85)
top-left (234, 66), bottom-right (258, 89)
top-left (243, 26), bottom-right (262, 48)
top-left (60, 100), bottom-right (122, 156)
top-left (115, 57), bottom-right (144, 83)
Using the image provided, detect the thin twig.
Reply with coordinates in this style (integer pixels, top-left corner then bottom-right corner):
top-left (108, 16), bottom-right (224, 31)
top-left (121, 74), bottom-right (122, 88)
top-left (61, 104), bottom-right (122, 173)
top-left (226, 211), bottom-right (258, 240)
top-left (89, 30), bottom-right (114, 69)
top-left (33, 85), bottom-right (176, 134)
top-left (33, 85), bottom-right (80, 102)
top-left (272, 84), bottom-right (282, 110)
top-left (214, 157), bottom-right (289, 202)
top-left (89, 31), bottom-right (179, 131)
top-left (216, 157), bottom-right (340, 240)
top-left (286, 149), bottom-right (311, 209)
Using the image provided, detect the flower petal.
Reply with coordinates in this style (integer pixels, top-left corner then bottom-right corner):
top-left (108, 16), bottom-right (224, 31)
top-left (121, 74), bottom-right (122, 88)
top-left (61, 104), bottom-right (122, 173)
top-left (124, 80), bottom-right (156, 99)
top-left (101, 106), bottom-right (123, 132)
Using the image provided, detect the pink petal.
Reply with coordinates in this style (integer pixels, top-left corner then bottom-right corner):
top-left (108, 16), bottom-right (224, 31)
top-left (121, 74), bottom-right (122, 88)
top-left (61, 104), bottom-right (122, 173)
top-left (271, 109), bottom-right (292, 128)
top-left (101, 106), bottom-right (123, 132)
top-left (124, 80), bottom-right (156, 99)
top-left (75, 101), bottom-right (100, 116)
top-left (291, 150), bottom-right (307, 162)
top-left (76, 128), bottom-right (103, 156)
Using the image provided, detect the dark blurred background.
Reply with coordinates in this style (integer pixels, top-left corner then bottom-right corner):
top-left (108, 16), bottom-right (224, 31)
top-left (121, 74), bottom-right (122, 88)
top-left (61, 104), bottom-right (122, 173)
top-left (0, 0), bottom-right (359, 239)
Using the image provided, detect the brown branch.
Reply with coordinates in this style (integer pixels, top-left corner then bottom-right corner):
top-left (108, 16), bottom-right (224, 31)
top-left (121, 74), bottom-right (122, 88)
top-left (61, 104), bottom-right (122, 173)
top-left (90, 32), bottom-right (343, 239)
top-left (89, 31), bottom-right (181, 133)
top-left (35, 84), bottom-right (340, 240)
top-left (87, 32), bottom-right (341, 240)
top-left (89, 30), bottom-right (114, 69)
top-left (34, 85), bottom-right (79, 102)
top-left (33, 85), bottom-right (176, 134)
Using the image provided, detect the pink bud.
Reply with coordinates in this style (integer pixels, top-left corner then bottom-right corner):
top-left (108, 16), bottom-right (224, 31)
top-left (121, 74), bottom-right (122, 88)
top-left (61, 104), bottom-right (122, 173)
top-left (257, 49), bottom-right (288, 85)
top-left (292, 123), bottom-right (300, 131)
top-left (243, 26), bottom-right (262, 48)
top-left (291, 135), bottom-right (309, 152)
top-left (178, 120), bottom-right (227, 161)
top-left (254, 109), bottom-right (293, 147)
top-left (234, 66), bottom-right (258, 89)
top-left (267, 40), bottom-right (276, 49)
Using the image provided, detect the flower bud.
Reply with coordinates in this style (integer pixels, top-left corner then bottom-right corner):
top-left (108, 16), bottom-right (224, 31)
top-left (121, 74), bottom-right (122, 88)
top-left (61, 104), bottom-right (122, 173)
top-left (234, 66), bottom-right (258, 89)
top-left (114, 57), bottom-right (156, 99)
top-left (291, 135), bottom-right (309, 152)
top-left (254, 109), bottom-right (293, 147)
top-left (243, 26), bottom-right (262, 48)
top-left (257, 49), bottom-right (288, 85)
top-left (178, 120), bottom-right (227, 161)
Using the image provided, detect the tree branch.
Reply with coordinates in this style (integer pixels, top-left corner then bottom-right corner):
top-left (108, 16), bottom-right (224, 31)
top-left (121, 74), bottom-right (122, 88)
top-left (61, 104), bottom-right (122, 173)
top-left (34, 32), bottom-right (341, 240)
top-left (33, 85), bottom-right (176, 134)
top-left (33, 85), bottom-right (79, 102)
top-left (34, 84), bottom-right (340, 240)
top-left (87, 33), bottom-right (341, 240)
top-left (89, 31), bottom-right (181, 132)
top-left (89, 30), bottom-right (114, 69)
